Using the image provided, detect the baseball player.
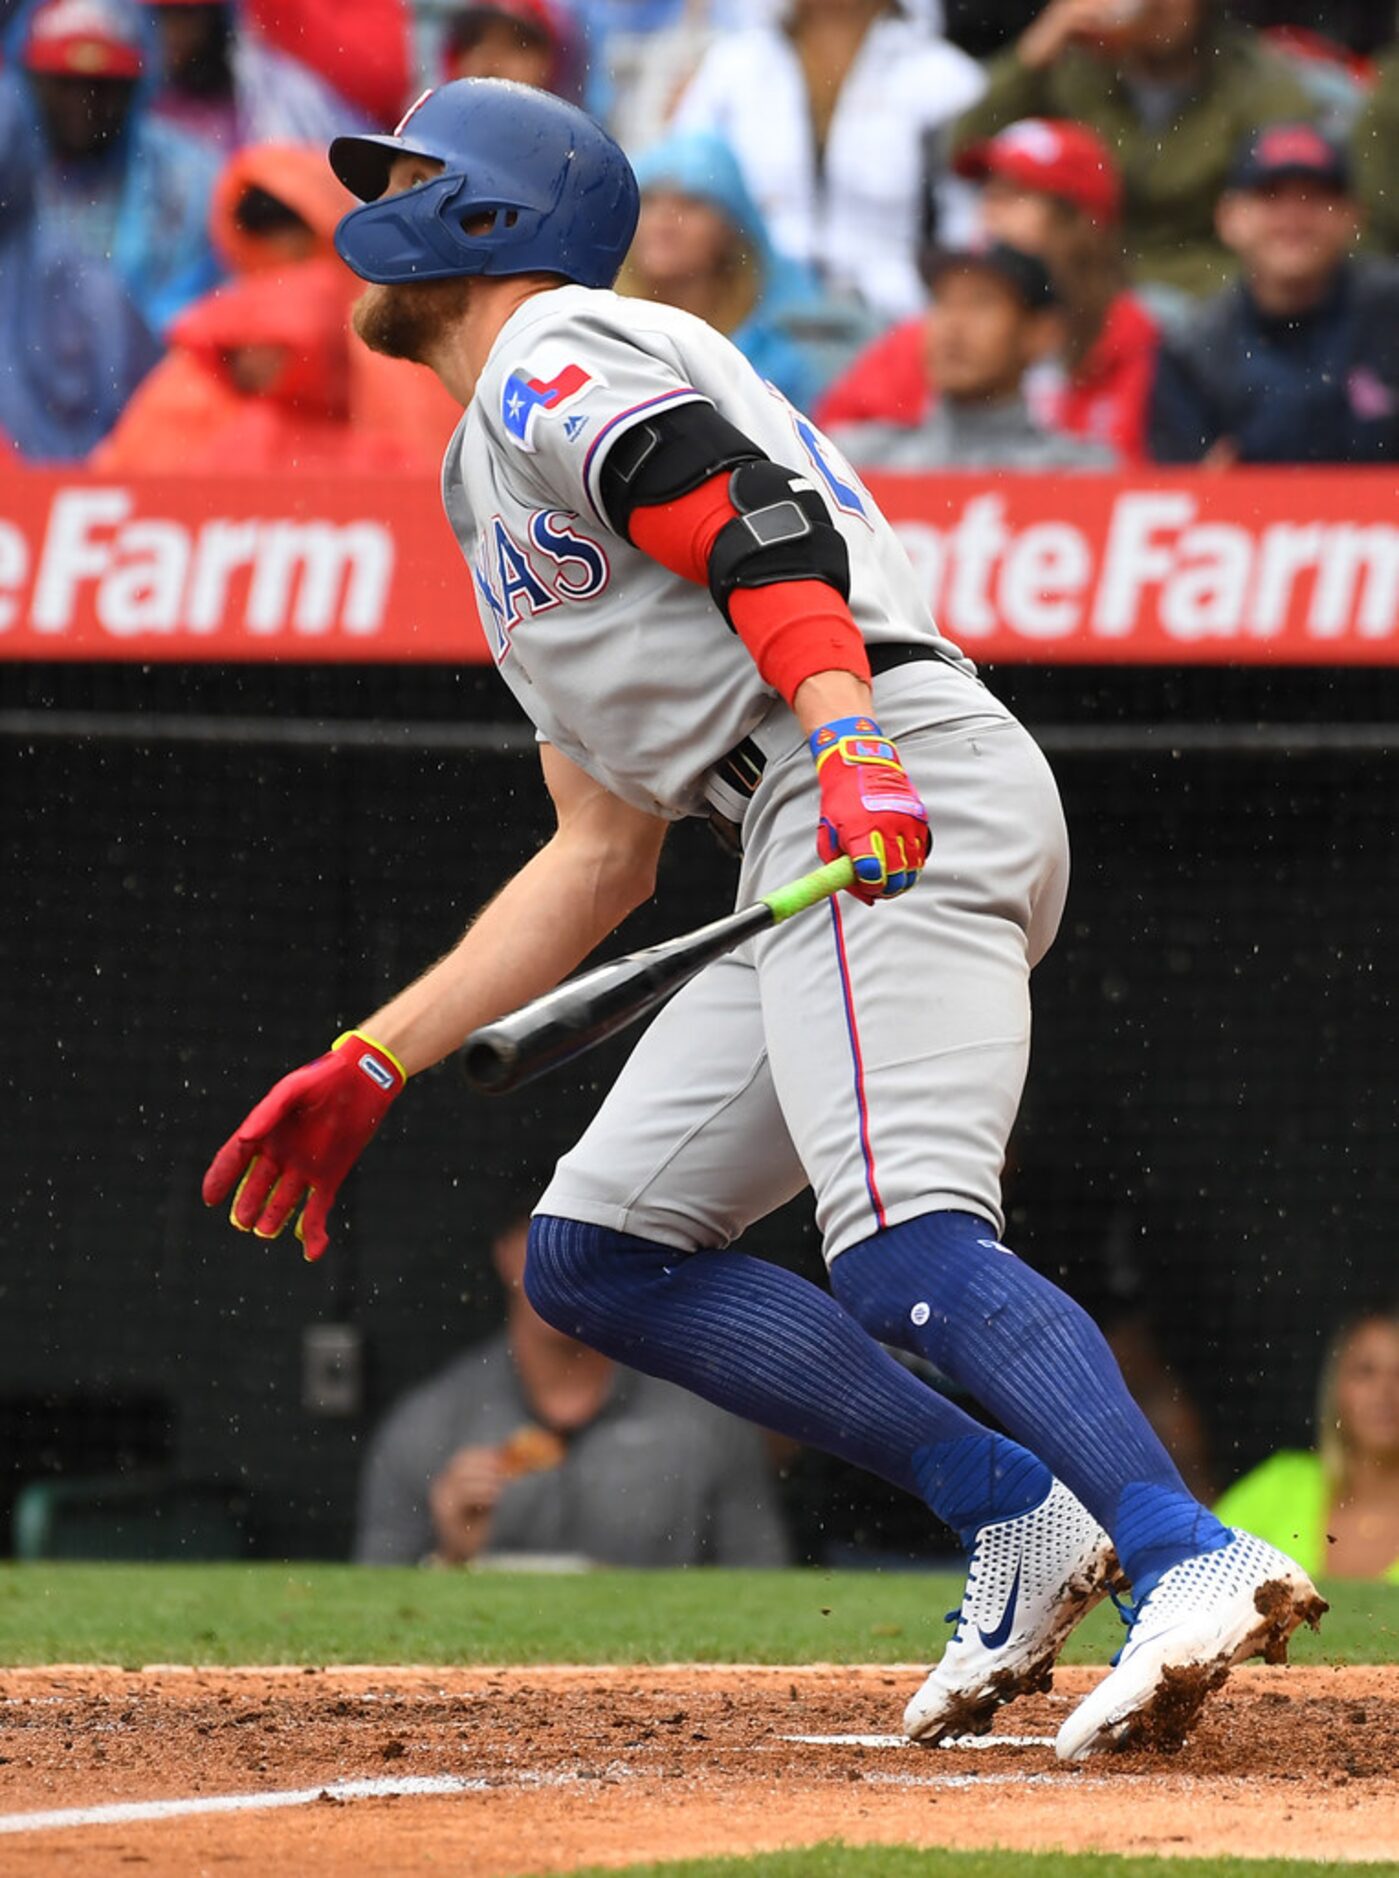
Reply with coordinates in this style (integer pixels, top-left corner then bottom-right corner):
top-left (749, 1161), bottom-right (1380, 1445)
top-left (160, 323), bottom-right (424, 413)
top-left (202, 80), bottom-right (1324, 1757)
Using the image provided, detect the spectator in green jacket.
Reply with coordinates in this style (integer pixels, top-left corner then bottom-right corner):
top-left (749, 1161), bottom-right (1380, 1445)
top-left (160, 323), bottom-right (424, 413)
top-left (951, 0), bottom-right (1315, 305)
top-left (1215, 1309), bottom-right (1399, 1584)
top-left (1353, 49), bottom-right (1399, 258)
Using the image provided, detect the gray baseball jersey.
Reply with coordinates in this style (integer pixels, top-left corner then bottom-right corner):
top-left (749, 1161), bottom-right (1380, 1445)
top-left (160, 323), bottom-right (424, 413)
top-left (442, 284), bottom-right (973, 819)
top-left (440, 285), bottom-right (1070, 1263)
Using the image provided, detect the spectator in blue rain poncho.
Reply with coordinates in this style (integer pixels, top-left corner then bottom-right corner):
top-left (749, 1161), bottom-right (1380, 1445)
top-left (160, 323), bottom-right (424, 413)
top-left (6, 0), bottom-right (221, 331)
top-left (0, 69), bottom-right (161, 459)
top-left (620, 129), bottom-right (880, 416)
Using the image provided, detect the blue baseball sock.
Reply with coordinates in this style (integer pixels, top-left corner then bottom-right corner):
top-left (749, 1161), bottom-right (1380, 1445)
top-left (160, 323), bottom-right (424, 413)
top-left (527, 1214), bottom-right (1051, 1546)
top-left (829, 1210), bottom-right (1231, 1596)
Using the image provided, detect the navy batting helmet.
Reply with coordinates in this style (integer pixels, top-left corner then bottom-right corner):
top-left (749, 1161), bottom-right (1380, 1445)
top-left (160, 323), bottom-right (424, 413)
top-left (330, 81), bottom-right (639, 290)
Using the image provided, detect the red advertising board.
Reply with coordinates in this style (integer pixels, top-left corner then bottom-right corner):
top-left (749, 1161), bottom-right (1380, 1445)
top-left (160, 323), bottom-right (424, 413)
top-left (0, 467), bottom-right (1395, 662)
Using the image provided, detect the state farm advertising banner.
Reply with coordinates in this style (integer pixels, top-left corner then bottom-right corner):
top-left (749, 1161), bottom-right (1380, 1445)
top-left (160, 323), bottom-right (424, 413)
top-left (0, 474), bottom-right (476, 664)
top-left (1, 468), bottom-right (1395, 663)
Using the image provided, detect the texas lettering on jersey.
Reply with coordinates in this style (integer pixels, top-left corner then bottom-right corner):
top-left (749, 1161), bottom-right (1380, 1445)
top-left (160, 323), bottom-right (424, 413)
top-left (472, 508), bottom-right (611, 660)
top-left (502, 359), bottom-right (601, 451)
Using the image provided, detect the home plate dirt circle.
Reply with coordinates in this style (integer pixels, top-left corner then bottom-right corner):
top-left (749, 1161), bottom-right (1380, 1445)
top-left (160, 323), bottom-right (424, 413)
top-left (0, 1663), bottom-right (1394, 1875)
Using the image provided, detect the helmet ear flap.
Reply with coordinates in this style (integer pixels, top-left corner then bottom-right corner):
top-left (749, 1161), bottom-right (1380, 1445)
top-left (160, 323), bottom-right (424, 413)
top-left (334, 175), bottom-right (478, 284)
top-left (335, 177), bottom-right (551, 283)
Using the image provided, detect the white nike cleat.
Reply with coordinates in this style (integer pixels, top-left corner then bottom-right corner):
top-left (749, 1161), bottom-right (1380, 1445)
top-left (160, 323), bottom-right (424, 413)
top-left (1055, 1527), bottom-right (1328, 1762)
top-left (904, 1479), bottom-right (1122, 1745)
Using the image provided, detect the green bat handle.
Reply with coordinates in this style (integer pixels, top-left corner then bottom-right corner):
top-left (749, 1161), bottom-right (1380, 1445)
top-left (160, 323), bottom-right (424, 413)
top-left (760, 856), bottom-right (855, 924)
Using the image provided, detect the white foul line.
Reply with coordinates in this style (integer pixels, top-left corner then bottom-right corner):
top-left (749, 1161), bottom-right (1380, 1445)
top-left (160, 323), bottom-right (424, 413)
top-left (783, 1734), bottom-right (908, 1748)
top-left (0, 1774), bottom-right (491, 1836)
top-left (782, 1734), bottom-right (1055, 1750)
top-left (866, 1771), bottom-right (1091, 1791)
top-left (0, 1735), bottom-right (1061, 1836)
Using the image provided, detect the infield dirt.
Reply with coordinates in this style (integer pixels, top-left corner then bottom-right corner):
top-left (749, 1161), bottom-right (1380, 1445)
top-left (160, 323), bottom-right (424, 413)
top-left (1, 1663), bottom-right (1395, 1874)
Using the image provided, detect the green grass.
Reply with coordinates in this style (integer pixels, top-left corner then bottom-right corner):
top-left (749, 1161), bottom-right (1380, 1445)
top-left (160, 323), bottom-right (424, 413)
top-left (0, 1565), bottom-right (1392, 1668)
top-left (526, 1852), bottom-right (1397, 1878)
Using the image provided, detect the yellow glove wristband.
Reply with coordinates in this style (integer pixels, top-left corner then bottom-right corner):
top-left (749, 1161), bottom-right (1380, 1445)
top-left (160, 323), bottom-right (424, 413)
top-left (332, 1029), bottom-right (409, 1083)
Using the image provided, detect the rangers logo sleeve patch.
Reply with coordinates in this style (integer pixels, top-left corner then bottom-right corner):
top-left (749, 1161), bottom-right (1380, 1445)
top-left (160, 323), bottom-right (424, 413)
top-left (502, 362), bottom-right (601, 451)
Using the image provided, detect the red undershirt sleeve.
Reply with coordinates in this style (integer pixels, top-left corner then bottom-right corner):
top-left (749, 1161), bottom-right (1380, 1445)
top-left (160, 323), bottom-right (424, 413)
top-left (625, 471), bottom-right (871, 707)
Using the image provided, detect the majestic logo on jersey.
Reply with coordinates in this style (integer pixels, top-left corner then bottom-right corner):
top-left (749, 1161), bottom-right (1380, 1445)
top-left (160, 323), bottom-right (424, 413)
top-left (502, 362), bottom-right (600, 451)
top-left (472, 510), bottom-right (611, 661)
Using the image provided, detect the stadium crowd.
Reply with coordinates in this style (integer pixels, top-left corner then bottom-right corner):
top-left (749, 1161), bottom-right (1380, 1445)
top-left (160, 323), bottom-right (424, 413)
top-left (1, 0), bottom-right (1397, 470)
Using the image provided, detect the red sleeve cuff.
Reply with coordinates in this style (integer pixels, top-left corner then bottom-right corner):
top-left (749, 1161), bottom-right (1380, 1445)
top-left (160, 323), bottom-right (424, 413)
top-left (728, 582), bottom-right (870, 705)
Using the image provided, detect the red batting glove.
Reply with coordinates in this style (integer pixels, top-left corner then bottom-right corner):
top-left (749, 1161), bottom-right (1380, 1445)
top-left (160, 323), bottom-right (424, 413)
top-left (201, 1030), bottom-right (406, 1262)
top-left (810, 715), bottom-right (930, 904)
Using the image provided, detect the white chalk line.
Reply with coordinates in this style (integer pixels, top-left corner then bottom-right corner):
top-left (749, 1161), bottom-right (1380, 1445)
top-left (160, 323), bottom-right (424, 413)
top-left (0, 1769), bottom-right (628, 1837)
top-left (782, 1733), bottom-right (1055, 1750)
top-left (0, 1663), bottom-right (938, 1682)
top-left (0, 1761), bottom-right (1086, 1840)
top-left (0, 1728), bottom-right (1066, 1837)
top-left (866, 1771), bottom-right (1103, 1792)
top-left (0, 1775), bottom-right (483, 1836)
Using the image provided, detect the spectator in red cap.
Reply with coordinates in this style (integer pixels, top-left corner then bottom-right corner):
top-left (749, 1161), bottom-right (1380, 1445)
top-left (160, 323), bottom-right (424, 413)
top-left (830, 239), bottom-right (1117, 469)
top-left (1149, 123), bottom-right (1399, 465)
top-left (13, 0), bottom-right (222, 329)
top-left (950, 0), bottom-right (1314, 304)
top-left (140, 0), bottom-right (414, 153)
top-left (440, 0), bottom-right (585, 102)
top-left (817, 117), bottom-right (1157, 461)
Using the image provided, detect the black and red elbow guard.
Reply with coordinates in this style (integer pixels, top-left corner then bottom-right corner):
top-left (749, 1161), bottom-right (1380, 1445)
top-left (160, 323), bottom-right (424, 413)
top-left (598, 402), bottom-right (868, 704)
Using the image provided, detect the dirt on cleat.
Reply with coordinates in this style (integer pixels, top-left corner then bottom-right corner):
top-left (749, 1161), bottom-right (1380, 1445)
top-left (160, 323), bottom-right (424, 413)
top-left (1125, 1662), bottom-right (1231, 1754)
top-left (1255, 1580), bottom-right (1329, 1664)
top-left (1114, 1579), bottom-right (1329, 1757)
top-left (909, 1655), bottom-right (1059, 1747)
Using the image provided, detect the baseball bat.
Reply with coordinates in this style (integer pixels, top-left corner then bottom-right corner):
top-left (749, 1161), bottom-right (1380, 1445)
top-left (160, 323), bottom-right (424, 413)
top-left (462, 855), bottom-right (855, 1095)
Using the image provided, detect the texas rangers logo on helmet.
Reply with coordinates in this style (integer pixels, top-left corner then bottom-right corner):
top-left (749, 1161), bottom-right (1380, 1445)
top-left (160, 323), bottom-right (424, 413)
top-left (502, 361), bottom-right (601, 452)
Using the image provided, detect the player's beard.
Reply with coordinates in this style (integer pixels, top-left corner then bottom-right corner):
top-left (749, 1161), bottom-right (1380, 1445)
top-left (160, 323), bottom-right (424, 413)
top-left (352, 278), bottom-right (472, 365)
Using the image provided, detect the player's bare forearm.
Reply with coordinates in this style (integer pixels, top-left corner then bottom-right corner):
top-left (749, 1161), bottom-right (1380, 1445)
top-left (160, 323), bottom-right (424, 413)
top-left (359, 748), bottom-right (669, 1077)
top-left (792, 670), bottom-right (875, 737)
top-left (358, 848), bottom-right (644, 1074)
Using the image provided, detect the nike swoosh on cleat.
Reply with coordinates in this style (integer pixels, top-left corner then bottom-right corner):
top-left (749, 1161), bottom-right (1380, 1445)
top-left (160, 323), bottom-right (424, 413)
top-left (977, 1565), bottom-right (1022, 1650)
